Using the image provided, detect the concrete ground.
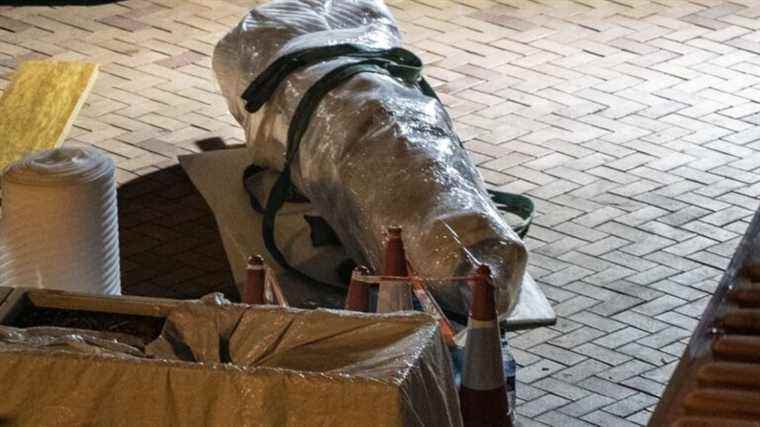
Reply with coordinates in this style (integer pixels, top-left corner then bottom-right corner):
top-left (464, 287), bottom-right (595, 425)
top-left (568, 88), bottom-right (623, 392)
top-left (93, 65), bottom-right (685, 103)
top-left (3, 0), bottom-right (760, 425)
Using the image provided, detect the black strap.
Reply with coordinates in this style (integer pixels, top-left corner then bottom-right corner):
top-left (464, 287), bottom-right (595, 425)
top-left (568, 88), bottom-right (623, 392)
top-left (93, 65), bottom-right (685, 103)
top-left (243, 43), bottom-right (438, 113)
top-left (259, 59), bottom-right (430, 283)
top-left (242, 164), bottom-right (267, 214)
top-left (243, 164), bottom-right (309, 215)
top-left (241, 44), bottom-right (534, 283)
top-left (488, 189), bottom-right (534, 239)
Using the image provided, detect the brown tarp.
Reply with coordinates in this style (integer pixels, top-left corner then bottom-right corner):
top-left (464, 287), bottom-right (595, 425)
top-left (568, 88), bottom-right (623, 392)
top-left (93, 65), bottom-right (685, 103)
top-left (0, 295), bottom-right (462, 426)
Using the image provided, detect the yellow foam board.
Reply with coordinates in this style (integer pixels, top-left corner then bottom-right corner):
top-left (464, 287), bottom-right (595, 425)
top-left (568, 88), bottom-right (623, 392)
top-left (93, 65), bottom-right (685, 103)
top-left (0, 61), bottom-right (99, 174)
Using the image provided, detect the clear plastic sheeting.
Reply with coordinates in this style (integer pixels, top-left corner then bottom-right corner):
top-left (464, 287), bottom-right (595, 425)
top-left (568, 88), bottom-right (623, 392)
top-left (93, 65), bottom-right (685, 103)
top-left (0, 326), bottom-right (144, 357)
top-left (0, 294), bottom-right (462, 426)
top-left (213, 0), bottom-right (527, 318)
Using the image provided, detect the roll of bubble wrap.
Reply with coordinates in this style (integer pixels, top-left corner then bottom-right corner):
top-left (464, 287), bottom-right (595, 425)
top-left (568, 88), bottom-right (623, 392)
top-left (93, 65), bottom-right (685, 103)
top-left (0, 147), bottom-right (120, 295)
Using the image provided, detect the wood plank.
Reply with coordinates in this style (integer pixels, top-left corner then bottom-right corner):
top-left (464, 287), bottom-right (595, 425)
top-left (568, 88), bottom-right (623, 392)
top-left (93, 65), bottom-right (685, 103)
top-left (0, 61), bottom-right (98, 174)
top-left (0, 287), bottom-right (12, 307)
top-left (503, 272), bottom-right (556, 331)
top-left (24, 289), bottom-right (180, 318)
top-left (0, 287), bottom-right (28, 324)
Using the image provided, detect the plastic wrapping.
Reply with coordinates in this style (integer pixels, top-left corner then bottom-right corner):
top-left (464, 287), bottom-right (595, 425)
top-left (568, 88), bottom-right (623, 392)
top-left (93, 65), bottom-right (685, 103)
top-left (213, 0), bottom-right (527, 317)
top-left (0, 294), bottom-right (462, 426)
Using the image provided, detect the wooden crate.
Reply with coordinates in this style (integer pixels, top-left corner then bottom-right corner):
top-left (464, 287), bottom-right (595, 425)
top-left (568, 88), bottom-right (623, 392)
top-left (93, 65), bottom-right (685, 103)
top-left (0, 287), bottom-right (181, 341)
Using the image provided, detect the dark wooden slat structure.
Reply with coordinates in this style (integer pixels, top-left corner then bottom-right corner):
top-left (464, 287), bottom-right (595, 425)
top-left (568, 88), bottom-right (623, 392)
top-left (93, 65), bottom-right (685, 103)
top-left (649, 205), bottom-right (760, 426)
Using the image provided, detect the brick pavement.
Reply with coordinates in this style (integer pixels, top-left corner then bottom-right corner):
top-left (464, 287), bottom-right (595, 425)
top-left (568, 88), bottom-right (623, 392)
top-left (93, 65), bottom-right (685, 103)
top-left (3, 0), bottom-right (760, 425)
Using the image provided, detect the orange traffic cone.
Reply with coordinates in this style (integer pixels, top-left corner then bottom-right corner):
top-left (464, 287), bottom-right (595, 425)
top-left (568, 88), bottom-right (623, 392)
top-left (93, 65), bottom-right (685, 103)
top-left (459, 265), bottom-right (512, 427)
top-left (345, 266), bottom-right (371, 312)
top-left (243, 255), bottom-right (266, 305)
top-left (378, 226), bottom-right (413, 313)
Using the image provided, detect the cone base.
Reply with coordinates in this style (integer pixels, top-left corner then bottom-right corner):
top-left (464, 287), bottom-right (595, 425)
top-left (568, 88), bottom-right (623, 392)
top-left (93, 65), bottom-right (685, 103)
top-left (460, 385), bottom-right (512, 427)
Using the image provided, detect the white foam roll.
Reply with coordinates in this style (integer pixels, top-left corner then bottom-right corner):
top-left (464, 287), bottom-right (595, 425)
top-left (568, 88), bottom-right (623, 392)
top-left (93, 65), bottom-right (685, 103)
top-left (0, 147), bottom-right (121, 295)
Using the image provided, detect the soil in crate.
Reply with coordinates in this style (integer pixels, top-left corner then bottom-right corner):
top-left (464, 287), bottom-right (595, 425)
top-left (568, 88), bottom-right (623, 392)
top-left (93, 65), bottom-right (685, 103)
top-left (7, 307), bottom-right (166, 345)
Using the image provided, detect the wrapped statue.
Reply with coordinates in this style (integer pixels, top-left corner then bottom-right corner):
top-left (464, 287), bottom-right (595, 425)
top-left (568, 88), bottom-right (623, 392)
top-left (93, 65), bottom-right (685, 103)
top-left (212, 0), bottom-right (529, 318)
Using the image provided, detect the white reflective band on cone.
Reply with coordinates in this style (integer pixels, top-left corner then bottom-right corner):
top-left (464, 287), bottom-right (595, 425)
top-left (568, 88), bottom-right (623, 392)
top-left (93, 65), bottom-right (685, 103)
top-left (461, 319), bottom-right (505, 391)
top-left (246, 265), bottom-right (266, 271)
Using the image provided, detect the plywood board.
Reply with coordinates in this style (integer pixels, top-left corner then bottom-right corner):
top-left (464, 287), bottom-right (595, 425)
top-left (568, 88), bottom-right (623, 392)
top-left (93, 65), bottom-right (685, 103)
top-left (0, 61), bottom-right (98, 174)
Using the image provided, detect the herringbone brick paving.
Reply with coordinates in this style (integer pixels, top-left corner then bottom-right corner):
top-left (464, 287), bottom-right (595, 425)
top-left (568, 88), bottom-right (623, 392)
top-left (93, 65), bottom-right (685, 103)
top-left (3, 0), bottom-right (760, 425)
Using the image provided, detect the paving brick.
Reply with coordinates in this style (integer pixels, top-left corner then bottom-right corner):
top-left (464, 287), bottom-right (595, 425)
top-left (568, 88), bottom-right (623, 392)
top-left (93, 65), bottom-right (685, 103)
top-left (619, 341), bottom-right (679, 367)
top-left (594, 327), bottom-right (650, 350)
top-left (555, 359), bottom-right (613, 384)
top-left (700, 205), bottom-right (754, 226)
top-left (621, 376), bottom-right (666, 398)
top-left (590, 294), bottom-right (645, 317)
top-left (577, 377), bottom-right (638, 401)
top-left (600, 251), bottom-right (658, 272)
top-left (584, 266), bottom-right (637, 285)
top-left (620, 235), bottom-right (675, 256)
top-left (551, 295), bottom-right (600, 317)
top-left (512, 328), bottom-right (564, 350)
top-left (536, 411), bottom-right (596, 427)
top-left (582, 410), bottom-right (639, 427)
top-left (549, 327), bottom-right (607, 350)
top-left (627, 409), bottom-right (654, 425)
top-left (569, 311), bottom-right (625, 333)
top-left (558, 393), bottom-right (616, 418)
top-left (514, 415), bottom-right (549, 427)
top-left (641, 361), bottom-right (679, 384)
top-left (578, 236), bottom-right (630, 256)
top-left (549, 318), bottom-right (585, 334)
top-left (603, 392), bottom-right (659, 418)
top-left (540, 266), bottom-right (595, 287)
top-left (529, 344), bottom-right (587, 367)
top-left (626, 266), bottom-right (678, 286)
top-left (533, 378), bottom-right (592, 401)
top-left (519, 394), bottom-right (571, 418)
top-left (633, 295), bottom-right (688, 316)
top-left (655, 311), bottom-right (699, 331)
top-left (574, 343), bottom-right (633, 366)
top-left (519, 359), bottom-right (567, 383)
top-left (649, 280), bottom-right (708, 301)
top-left (559, 252), bottom-right (616, 273)
top-left (675, 296), bottom-right (712, 319)
top-left (573, 206), bottom-right (626, 228)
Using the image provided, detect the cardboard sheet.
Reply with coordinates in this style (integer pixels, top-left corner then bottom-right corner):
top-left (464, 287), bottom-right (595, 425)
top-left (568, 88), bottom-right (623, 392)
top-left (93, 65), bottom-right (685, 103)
top-left (179, 149), bottom-right (349, 295)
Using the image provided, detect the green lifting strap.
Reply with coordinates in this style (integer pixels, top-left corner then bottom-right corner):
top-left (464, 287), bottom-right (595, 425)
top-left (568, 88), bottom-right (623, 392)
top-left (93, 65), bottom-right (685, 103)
top-left (240, 44), bottom-right (534, 283)
top-left (242, 43), bottom-right (439, 113)
top-left (488, 189), bottom-right (534, 239)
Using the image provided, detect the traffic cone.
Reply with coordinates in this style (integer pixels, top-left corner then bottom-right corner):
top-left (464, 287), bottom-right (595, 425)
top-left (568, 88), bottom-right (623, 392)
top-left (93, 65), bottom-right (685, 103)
top-left (345, 266), bottom-right (371, 312)
top-left (243, 255), bottom-right (266, 305)
top-left (377, 225), bottom-right (413, 312)
top-left (459, 265), bottom-right (512, 427)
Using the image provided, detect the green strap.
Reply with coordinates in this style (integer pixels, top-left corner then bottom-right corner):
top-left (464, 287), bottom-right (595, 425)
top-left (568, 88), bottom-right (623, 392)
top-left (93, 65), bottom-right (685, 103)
top-left (488, 189), bottom-right (534, 239)
top-left (243, 43), bottom-right (439, 113)
top-left (260, 58), bottom-right (426, 283)
top-left (241, 44), bottom-right (534, 282)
